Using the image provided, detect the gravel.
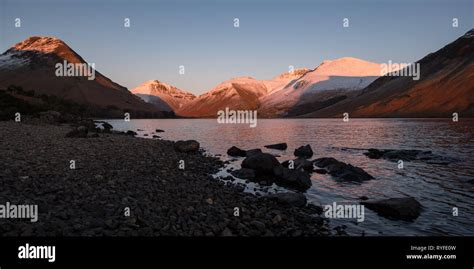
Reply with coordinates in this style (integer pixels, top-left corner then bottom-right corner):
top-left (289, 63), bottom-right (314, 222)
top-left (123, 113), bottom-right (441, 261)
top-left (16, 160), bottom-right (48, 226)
top-left (0, 121), bottom-right (329, 236)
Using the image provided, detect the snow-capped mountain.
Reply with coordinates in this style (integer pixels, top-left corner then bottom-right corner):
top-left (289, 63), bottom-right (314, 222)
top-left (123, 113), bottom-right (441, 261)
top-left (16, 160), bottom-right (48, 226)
top-left (300, 29), bottom-right (474, 118)
top-left (261, 68), bottom-right (311, 95)
top-left (177, 69), bottom-right (310, 117)
top-left (258, 57), bottom-right (382, 117)
top-left (131, 80), bottom-right (196, 112)
top-left (177, 76), bottom-right (268, 117)
top-left (0, 36), bottom-right (158, 115)
top-left (272, 68), bottom-right (311, 81)
top-left (4, 30), bottom-right (470, 119)
top-left (176, 58), bottom-right (382, 118)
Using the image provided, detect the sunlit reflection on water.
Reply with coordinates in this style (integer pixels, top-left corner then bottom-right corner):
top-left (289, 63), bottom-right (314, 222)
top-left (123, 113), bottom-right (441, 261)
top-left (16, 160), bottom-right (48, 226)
top-left (106, 118), bottom-right (474, 236)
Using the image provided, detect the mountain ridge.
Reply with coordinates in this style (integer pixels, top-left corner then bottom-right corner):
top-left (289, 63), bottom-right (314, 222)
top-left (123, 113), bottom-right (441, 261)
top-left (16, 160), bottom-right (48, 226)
top-left (3, 30), bottom-right (472, 119)
top-left (0, 36), bottom-right (161, 117)
top-left (299, 28), bottom-right (474, 118)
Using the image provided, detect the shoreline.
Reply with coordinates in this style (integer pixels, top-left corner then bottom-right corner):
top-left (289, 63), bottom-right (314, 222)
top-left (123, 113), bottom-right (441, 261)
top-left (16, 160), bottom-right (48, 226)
top-left (0, 120), bottom-right (329, 236)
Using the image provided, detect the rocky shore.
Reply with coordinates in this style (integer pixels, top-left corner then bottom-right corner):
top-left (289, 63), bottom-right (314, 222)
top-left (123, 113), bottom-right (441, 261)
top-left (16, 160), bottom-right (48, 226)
top-left (0, 121), bottom-right (329, 236)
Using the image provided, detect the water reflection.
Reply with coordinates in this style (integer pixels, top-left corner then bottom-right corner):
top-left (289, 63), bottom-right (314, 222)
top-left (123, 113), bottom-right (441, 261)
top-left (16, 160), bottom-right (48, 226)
top-left (106, 118), bottom-right (474, 236)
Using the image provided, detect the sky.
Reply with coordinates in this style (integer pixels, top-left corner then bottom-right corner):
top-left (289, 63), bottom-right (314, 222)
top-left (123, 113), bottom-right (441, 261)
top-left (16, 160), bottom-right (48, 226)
top-left (0, 0), bottom-right (473, 94)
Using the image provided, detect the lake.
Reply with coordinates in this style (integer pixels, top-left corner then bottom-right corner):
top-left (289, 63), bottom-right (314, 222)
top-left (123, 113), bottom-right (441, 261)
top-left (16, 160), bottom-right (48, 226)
top-left (104, 118), bottom-right (474, 236)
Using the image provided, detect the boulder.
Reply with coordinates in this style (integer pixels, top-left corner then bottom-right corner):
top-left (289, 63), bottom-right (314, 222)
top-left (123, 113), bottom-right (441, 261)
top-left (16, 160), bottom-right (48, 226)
top-left (242, 153), bottom-right (281, 175)
top-left (364, 148), bottom-right (385, 159)
top-left (266, 192), bottom-right (307, 207)
top-left (364, 148), bottom-right (457, 164)
top-left (231, 168), bottom-right (256, 180)
top-left (241, 152), bottom-right (312, 191)
top-left (264, 143), bottom-right (288, 150)
top-left (155, 129), bottom-right (165, 133)
top-left (245, 148), bottom-right (263, 157)
top-left (65, 126), bottom-right (88, 138)
top-left (382, 150), bottom-right (422, 161)
top-left (330, 164), bottom-right (374, 181)
top-left (77, 120), bottom-right (98, 132)
top-left (294, 144), bottom-right (313, 159)
top-left (313, 157), bottom-right (373, 181)
top-left (313, 157), bottom-right (340, 167)
top-left (102, 122), bottom-right (113, 130)
top-left (227, 146), bottom-right (247, 157)
top-left (314, 169), bottom-right (327, 174)
top-left (361, 197), bottom-right (422, 221)
top-left (126, 130), bottom-right (137, 136)
top-left (174, 140), bottom-right (200, 153)
top-left (273, 166), bottom-right (312, 191)
top-left (282, 158), bottom-right (314, 172)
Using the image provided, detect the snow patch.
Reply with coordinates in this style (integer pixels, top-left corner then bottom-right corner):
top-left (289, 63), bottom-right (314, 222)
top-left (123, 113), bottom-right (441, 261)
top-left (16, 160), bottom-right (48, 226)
top-left (0, 52), bottom-right (30, 69)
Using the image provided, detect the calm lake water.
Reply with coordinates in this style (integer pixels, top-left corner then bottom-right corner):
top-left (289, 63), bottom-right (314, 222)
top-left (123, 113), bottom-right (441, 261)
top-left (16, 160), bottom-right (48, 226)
top-left (104, 118), bottom-right (474, 236)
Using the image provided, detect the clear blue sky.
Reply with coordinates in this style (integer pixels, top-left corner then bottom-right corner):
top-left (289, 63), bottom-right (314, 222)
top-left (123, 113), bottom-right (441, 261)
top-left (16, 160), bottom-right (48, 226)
top-left (0, 0), bottom-right (472, 94)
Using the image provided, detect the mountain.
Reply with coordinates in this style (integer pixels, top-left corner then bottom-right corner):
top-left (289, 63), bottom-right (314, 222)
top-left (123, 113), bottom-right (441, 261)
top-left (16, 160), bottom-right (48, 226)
top-left (300, 29), bottom-right (474, 118)
top-left (131, 80), bottom-right (196, 112)
top-left (263, 68), bottom-right (311, 94)
top-left (176, 58), bottom-right (380, 118)
top-left (177, 69), bottom-right (310, 117)
top-left (176, 76), bottom-right (267, 117)
top-left (0, 36), bottom-right (160, 117)
top-left (258, 57), bottom-right (382, 117)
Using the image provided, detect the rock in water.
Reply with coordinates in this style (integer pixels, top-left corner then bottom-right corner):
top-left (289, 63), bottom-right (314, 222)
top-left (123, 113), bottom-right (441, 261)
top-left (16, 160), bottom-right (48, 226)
top-left (241, 152), bottom-right (312, 191)
top-left (266, 192), bottom-right (307, 207)
top-left (231, 168), bottom-right (256, 180)
top-left (331, 164), bottom-right (374, 181)
top-left (364, 148), bottom-right (385, 159)
top-left (245, 148), bottom-right (263, 157)
top-left (227, 146), bottom-right (247, 157)
top-left (174, 140), bottom-right (200, 153)
top-left (242, 153), bottom-right (281, 175)
top-left (281, 158), bottom-right (314, 172)
top-left (361, 197), bottom-right (422, 221)
top-left (94, 121), bottom-right (113, 133)
top-left (273, 166), bottom-right (312, 191)
top-left (126, 130), bottom-right (137, 136)
top-left (264, 143), bottom-right (288, 150)
top-left (313, 157), bottom-right (373, 181)
top-left (312, 157), bottom-right (339, 167)
top-left (294, 145), bottom-right (313, 159)
top-left (363, 148), bottom-right (458, 164)
top-left (314, 169), bottom-right (327, 174)
top-left (102, 122), bottom-right (113, 130)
